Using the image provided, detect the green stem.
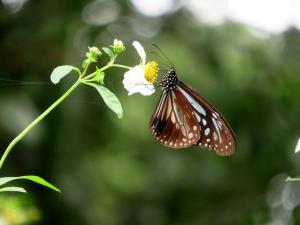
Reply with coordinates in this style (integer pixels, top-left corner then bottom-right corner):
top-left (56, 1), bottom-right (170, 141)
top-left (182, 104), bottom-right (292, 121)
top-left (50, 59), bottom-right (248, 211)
top-left (0, 79), bottom-right (81, 171)
top-left (83, 64), bottom-right (131, 81)
top-left (81, 63), bottom-right (90, 77)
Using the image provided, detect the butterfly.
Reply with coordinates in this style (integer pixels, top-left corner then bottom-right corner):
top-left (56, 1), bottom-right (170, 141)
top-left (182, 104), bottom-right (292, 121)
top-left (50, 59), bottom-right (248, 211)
top-left (150, 67), bottom-right (236, 156)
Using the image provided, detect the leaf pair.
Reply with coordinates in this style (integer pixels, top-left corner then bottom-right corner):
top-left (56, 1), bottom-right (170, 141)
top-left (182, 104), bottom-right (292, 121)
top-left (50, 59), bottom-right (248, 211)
top-left (50, 65), bottom-right (123, 119)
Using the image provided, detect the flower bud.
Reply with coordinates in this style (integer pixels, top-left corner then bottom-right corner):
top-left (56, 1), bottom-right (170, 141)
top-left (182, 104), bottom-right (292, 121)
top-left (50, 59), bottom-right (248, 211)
top-left (93, 70), bottom-right (105, 84)
top-left (86, 46), bottom-right (102, 62)
top-left (112, 39), bottom-right (125, 54)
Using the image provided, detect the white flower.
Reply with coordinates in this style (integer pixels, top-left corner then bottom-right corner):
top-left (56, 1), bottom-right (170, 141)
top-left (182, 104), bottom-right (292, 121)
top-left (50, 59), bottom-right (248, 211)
top-left (295, 138), bottom-right (300, 153)
top-left (123, 41), bottom-right (158, 96)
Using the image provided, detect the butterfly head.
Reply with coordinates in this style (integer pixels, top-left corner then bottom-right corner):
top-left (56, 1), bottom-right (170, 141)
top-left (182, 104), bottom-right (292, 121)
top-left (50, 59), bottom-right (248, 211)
top-left (161, 67), bottom-right (178, 91)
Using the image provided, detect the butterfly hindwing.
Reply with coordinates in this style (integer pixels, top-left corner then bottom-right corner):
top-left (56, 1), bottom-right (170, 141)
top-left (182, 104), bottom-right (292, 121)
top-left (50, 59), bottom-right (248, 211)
top-left (177, 81), bottom-right (236, 156)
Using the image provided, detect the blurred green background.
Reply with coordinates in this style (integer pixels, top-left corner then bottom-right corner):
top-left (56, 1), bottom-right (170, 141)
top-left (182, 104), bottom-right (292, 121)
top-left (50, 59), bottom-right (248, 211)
top-left (1, 0), bottom-right (300, 225)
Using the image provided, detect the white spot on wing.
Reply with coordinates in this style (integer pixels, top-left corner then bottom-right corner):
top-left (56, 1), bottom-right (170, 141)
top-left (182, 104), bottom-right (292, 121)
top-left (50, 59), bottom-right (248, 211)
top-left (178, 87), bottom-right (207, 116)
top-left (181, 126), bottom-right (187, 136)
top-left (217, 120), bottom-right (222, 127)
top-left (204, 128), bottom-right (210, 136)
top-left (212, 117), bottom-right (222, 142)
top-left (165, 94), bottom-right (172, 119)
top-left (171, 113), bottom-right (176, 124)
top-left (195, 113), bottom-right (201, 122)
top-left (213, 132), bottom-right (218, 141)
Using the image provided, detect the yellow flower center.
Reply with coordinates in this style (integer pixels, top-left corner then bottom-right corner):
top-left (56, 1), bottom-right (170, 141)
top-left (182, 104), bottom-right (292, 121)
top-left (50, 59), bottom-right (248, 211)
top-left (144, 61), bottom-right (158, 83)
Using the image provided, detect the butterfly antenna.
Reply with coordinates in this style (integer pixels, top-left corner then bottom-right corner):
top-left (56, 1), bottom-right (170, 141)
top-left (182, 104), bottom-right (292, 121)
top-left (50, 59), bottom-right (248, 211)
top-left (150, 51), bottom-right (170, 70)
top-left (0, 78), bottom-right (52, 86)
top-left (135, 82), bottom-right (162, 91)
top-left (154, 81), bottom-right (162, 88)
top-left (152, 43), bottom-right (174, 68)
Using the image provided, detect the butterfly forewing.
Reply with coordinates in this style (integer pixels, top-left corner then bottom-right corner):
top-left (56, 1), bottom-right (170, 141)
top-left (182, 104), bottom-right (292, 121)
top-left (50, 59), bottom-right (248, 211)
top-left (150, 89), bottom-right (201, 148)
top-left (177, 81), bottom-right (236, 156)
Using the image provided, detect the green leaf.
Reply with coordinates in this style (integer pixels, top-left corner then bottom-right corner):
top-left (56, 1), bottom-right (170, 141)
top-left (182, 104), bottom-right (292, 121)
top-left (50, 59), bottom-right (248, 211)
top-left (0, 176), bottom-right (61, 193)
top-left (50, 65), bottom-right (74, 84)
top-left (0, 186), bottom-right (27, 193)
top-left (90, 83), bottom-right (123, 119)
top-left (102, 47), bottom-right (115, 60)
top-left (20, 176), bottom-right (61, 192)
top-left (0, 177), bottom-right (19, 186)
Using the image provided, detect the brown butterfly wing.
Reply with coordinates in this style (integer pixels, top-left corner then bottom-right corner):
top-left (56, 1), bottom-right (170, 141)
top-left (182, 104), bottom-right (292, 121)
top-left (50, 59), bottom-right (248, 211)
top-left (150, 89), bottom-right (201, 148)
top-left (177, 81), bottom-right (236, 156)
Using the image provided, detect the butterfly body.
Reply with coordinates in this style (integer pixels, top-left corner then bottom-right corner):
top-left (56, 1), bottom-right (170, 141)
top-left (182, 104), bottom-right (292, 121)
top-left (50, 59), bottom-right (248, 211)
top-left (161, 68), bottom-right (178, 90)
top-left (150, 67), bottom-right (236, 156)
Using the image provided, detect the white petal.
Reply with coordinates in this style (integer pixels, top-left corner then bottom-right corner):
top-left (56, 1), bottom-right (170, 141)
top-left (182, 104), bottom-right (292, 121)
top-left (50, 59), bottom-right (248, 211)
top-left (114, 39), bottom-right (123, 45)
top-left (123, 66), bottom-right (155, 96)
top-left (123, 66), bottom-right (144, 95)
top-left (132, 41), bottom-right (146, 65)
top-left (295, 138), bottom-right (300, 153)
top-left (139, 83), bottom-right (155, 96)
